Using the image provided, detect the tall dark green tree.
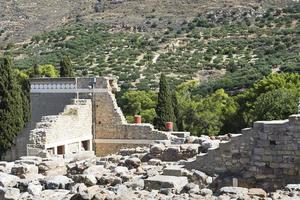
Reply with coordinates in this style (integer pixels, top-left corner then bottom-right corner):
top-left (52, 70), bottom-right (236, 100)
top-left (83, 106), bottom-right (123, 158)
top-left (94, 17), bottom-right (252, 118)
top-left (154, 74), bottom-right (177, 130)
top-left (0, 57), bottom-right (25, 158)
top-left (59, 56), bottom-right (74, 77)
top-left (172, 91), bottom-right (182, 131)
top-left (31, 64), bottom-right (41, 78)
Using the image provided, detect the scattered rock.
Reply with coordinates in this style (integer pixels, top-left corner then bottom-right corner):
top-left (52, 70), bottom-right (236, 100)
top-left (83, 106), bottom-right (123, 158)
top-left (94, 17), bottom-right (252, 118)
top-left (144, 175), bottom-right (188, 193)
top-left (0, 172), bottom-right (20, 187)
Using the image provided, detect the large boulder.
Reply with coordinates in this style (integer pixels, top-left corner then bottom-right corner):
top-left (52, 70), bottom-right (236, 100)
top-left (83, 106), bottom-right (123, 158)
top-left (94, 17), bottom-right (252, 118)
top-left (161, 146), bottom-right (180, 161)
top-left (11, 164), bottom-right (38, 178)
top-left (38, 189), bottom-right (71, 200)
top-left (0, 172), bottom-right (20, 187)
top-left (44, 175), bottom-right (74, 190)
top-left (39, 159), bottom-right (67, 176)
top-left (113, 166), bottom-right (129, 175)
top-left (27, 182), bottom-right (43, 196)
top-left (72, 174), bottom-right (97, 187)
top-left (150, 144), bottom-right (166, 155)
top-left (125, 157), bottom-right (141, 168)
top-left (0, 162), bottom-right (14, 173)
top-left (144, 175), bottom-right (188, 193)
top-left (0, 187), bottom-right (20, 200)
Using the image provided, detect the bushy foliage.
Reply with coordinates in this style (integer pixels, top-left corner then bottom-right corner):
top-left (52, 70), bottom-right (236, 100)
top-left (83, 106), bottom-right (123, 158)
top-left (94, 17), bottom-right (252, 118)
top-left (27, 64), bottom-right (59, 78)
top-left (119, 90), bottom-right (157, 123)
top-left (0, 57), bottom-right (30, 157)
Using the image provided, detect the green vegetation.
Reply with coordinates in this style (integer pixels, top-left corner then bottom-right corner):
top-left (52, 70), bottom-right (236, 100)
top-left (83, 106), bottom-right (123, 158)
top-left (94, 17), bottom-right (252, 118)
top-left (0, 57), bottom-right (30, 157)
top-left (9, 5), bottom-right (300, 91)
top-left (154, 74), bottom-right (177, 131)
top-left (60, 56), bottom-right (74, 77)
top-left (27, 64), bottom-right (59, 78)
top-left (119, 73), bottom-right (300, 136)
top-left (119, 90), bottom-right (157, 123)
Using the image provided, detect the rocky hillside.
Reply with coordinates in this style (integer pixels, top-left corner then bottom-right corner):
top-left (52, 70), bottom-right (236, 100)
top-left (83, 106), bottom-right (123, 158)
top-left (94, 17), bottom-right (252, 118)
top-left (0, 0), bottom-right (297, 46)
top-left (5, 2), bottom-right (299, 91)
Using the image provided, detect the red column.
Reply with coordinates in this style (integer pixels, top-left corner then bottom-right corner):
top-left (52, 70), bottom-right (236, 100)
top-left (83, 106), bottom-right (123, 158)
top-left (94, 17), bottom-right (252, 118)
top-left (134, 115), bottom-right (142, 124)
top-left (165, 122), bottom-right (173, 131)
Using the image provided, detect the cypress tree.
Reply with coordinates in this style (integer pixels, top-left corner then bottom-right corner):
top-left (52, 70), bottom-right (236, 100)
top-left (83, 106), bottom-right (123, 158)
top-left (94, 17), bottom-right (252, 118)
top-left (59, 56), bottom-right (74, 77)
top-left (154, 74), bottom-right (177, 130)
top-left (32, 64), bottom-right (41, 78)
top-left (172, 91), bottom-right (183, 131)
top-left (0, 57), bottom-right (24, 158)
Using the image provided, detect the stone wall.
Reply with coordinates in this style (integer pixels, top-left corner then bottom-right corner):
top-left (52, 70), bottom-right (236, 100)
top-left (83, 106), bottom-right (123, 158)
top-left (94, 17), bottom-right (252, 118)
top-left (185, 114), bottom-right (300, 190)
top-left (27, 99), bottom-right (92, 156)
top-left (94, 91), bottom-right (173, 156)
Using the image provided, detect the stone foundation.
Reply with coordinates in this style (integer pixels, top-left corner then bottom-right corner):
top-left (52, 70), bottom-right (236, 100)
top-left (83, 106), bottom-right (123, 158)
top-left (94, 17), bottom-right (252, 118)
top-left (185, 114), bottom-right (300, 190)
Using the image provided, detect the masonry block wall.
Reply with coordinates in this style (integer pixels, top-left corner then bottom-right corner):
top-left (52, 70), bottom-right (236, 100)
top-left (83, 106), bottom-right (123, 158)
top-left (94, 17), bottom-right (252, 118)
top-left (94, 91), bottom-right (170, 156)
top-left (185, 114), bottom-right (300, 190)
top-left (27, 99), bottom-right (92, 156)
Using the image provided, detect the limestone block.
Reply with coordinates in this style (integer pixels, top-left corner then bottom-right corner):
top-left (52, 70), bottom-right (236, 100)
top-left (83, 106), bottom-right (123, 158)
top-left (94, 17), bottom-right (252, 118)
top-left (11, 164), bottom-right (38, 178)
top-left (163, 165), bottom-right (185, 177)
top-left (44, 175), bottom-right (74, 190)
top-left (0, 187), bottom-right (20, 200)
top-left (0, 172), bottom-right (20, 187)
top-left (144, 175), bottom-right (188, 193)
top-left (248, 188), bottom-right (267, 197)
top-left (220, 187), bottom-right (248, 195)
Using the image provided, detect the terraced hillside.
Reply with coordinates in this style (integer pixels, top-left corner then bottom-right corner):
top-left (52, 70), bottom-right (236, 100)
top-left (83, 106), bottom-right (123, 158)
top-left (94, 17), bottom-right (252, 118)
top-left (0, 0), bottom-right (297, 45)
top-left (7, 4), bottom-right (299, 91)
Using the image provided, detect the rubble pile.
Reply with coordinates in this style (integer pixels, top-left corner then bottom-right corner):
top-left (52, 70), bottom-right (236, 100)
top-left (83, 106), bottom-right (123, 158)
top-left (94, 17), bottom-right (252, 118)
top-left (0, 136), bottom-right (299, 200)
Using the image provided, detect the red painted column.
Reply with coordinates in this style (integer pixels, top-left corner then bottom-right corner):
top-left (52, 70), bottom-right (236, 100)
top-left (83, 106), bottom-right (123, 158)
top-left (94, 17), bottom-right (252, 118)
top-left (165, 122), bottom-right (173, 131)
top-left (134, 115), bottom-right (142, 124)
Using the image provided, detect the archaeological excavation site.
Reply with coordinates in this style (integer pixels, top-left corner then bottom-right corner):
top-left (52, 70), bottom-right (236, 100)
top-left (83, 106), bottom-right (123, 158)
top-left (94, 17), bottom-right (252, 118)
top-left (0, 77), bottom-right (300, 200)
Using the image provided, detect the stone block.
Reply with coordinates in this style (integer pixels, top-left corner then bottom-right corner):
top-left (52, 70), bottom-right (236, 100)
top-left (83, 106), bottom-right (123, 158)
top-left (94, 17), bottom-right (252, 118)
top-left (220, 187), bottom-right (248, 195)
top-left (163, 165), bottom-right (185, 176)
top-left (144, 175), bottom-right (188, 193)
top-left (0, 172), bottom-right (20, 187)
top-left (248, 188), bottom-right (267, 197)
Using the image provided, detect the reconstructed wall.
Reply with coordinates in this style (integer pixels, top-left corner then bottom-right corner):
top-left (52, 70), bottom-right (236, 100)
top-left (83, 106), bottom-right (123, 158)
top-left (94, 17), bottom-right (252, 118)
top-left (27, 99), bottom-right (92, 156)
top-left (185, 114), bottom-right (300, 190)
top-left (94, 91), bottom-right (171, 156)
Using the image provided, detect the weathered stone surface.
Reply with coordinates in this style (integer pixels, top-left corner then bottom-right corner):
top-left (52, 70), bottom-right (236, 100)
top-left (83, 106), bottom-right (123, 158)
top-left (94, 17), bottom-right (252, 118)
top-left (285, 184), bottom-right (300, 191)
top-left (144, 175), bottom-right (188, 192)
top-left (39, 160), bottom-right (67, 176)
top-left (11, 164), bottom-right (38, 177)
top-left (38, 189), bottom-right (70, 200)
top-left (161, 146), bottom-right (180, 161)
top-left (125, 157), bottom-right (141, 168)
top-left (114, 166), bottom-right (129, 174)
top-left (44, 175), bottom-right (74, 189)
top-left (150, 144), bottom-right (166, 155)
top-left (220, 187), bottom-right (249, 195)
top-left (248, 188), bottom-right (267, 197)
top-left (163, 165), bottom-right (185, 176)
top-left (27, 182), bottom-right (43, 196)
top-left (0, 172), bottom-right (20, 187)
top-left (0, 187), bottom-right (21, 200)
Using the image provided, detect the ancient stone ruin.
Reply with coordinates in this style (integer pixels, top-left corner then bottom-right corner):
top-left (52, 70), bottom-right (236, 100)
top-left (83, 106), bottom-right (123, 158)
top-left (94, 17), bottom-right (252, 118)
top-left (5, 77), bottom-right (181, 160)
top-left (1, 77), bottom-right (299, 199)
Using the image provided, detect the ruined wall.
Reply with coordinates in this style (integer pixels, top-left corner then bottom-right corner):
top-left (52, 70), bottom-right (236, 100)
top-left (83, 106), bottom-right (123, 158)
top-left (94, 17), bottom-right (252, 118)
top-left (27, 99), bottom-right (92, 156)
top-left (5, 93), bottom-right (76, 161)
top-left (94, 91), bottom-right (171, 156)
top-left (185, 114), bottom-right (300, 190)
